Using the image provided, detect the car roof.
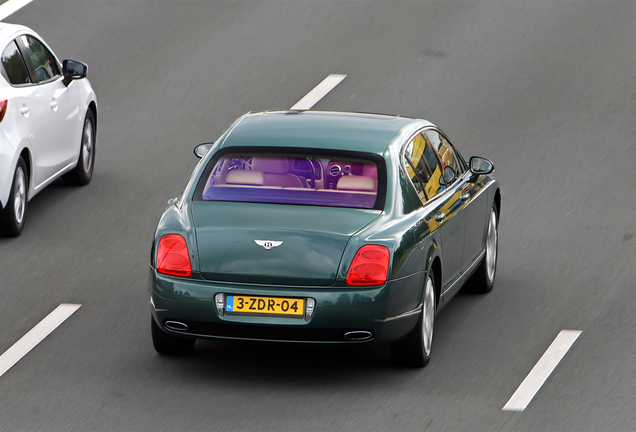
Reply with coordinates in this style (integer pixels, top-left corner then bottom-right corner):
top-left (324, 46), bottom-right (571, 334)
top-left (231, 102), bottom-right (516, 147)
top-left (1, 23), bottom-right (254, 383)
top-left (0, 23), bottom-right (31, 42)
top-left (219, 110), bottom-right (434, 155)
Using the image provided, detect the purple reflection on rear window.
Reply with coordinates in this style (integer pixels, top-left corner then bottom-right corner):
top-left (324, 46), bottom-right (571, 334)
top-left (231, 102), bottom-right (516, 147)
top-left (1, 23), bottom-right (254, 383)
top-left (199, 154), bottom-right (381, 209)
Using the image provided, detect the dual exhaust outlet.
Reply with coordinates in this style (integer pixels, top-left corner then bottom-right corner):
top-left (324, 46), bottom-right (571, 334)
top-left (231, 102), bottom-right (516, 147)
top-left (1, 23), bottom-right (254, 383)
top-left (164, 321), bottom-right (189, 332)
top-left (343, 331), bottom-right (373, 341)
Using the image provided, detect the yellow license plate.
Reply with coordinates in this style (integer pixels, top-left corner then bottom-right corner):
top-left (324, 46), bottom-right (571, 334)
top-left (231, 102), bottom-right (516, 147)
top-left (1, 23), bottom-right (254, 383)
top-left (226, 295), bottom-right (305, 317)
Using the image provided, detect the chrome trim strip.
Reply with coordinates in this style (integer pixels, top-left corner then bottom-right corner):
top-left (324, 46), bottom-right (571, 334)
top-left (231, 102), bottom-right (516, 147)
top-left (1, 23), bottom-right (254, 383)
top-left (149, 296), bottom-right (167, 312)
top-left (466, 178), bottom-right (496, 202)
top-left (375, 305), bottom-right (422, 323)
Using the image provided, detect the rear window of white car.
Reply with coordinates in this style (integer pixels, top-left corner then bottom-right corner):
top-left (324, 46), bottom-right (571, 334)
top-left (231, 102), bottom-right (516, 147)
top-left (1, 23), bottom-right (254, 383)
top-left (194, 150), bottom-right (386, 210)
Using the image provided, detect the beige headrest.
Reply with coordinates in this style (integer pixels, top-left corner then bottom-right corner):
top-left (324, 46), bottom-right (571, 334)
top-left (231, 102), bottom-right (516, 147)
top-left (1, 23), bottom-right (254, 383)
top-left (226, 170), bottom-right (264, 186)
top-left (337, 176), bottom-right (377, 192)
top-left (251, 157), bottom-right (291, 174)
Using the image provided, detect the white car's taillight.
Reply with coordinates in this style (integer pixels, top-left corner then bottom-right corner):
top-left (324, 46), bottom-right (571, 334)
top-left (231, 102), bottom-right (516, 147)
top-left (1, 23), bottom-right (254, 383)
top-left (0, 100), bottom-right (7, 123)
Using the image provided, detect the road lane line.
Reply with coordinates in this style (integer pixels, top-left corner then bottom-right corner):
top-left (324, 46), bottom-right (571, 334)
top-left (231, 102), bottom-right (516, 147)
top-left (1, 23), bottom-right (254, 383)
top-left (290, 74), bottom-right (346, 110)
top-left (503, 329), bottom-right (582, 412)
top-left (0, 0), bottom-right (33, 21)
top-left (0, 303), bottom-right (81, 379)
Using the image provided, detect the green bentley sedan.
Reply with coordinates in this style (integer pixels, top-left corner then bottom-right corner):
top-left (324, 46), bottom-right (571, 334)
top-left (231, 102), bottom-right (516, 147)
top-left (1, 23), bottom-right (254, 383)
top-left (149, 110), bottom-right (500, 367)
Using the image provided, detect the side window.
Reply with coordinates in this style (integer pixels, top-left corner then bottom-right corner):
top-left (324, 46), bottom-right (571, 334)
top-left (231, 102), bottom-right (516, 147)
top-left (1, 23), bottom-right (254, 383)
top-left (1, 41), bottom-right (31, 85)
top-left (425, 129), bottom-right (463, 184)
top-left (403, 140), bottom-right (427, 202)
top-left (404, 133), bottom-right (447, 201)
top-left (19, 35), bottom-right (60, 83)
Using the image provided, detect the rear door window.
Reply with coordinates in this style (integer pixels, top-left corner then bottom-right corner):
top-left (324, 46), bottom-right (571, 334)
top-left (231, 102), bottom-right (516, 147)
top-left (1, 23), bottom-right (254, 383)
top-left (194, 151), bottom-right (385, 210)
top-left (1, 40), bottom-right (31, 85)
top-left (425, 129), bottom-right (463, 185)
top-left (403, 136), bottom-right (428, 202)
top-left (404, 133), bottom-right (447, 201)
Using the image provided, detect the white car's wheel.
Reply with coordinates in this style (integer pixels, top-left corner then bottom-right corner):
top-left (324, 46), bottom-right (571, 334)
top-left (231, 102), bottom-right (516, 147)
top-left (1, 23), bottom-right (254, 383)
top-left (63, 110), bottom-right (95, 186)
top-left (1, 157), bottom-right (28, 237)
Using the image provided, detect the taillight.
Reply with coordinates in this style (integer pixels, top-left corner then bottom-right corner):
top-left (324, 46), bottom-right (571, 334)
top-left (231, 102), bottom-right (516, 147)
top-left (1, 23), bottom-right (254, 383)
top-left (157, 234), bottom-right (192, 277)
top-left (0, 100), bottom-right (7, 123)
top-left (346, 245), bottom-right (390, 286)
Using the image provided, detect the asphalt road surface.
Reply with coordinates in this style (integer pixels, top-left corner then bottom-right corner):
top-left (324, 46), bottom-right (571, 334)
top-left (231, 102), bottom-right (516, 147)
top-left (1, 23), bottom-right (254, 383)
top-left (1, 1), bottom-right (636, 430)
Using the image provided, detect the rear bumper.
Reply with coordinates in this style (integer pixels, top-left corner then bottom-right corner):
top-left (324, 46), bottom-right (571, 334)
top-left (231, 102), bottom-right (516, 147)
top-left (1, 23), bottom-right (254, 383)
top-left (149, 268), bottom-right (425, 344)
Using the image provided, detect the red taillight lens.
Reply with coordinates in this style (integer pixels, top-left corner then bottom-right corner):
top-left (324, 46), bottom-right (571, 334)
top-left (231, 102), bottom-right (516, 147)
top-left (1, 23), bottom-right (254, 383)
top-left (157, 234), bottom-right (192, 277)
top-left (346, 245), bottom-right (390, 286)
top-left (0, 100), bottom-right (7, 123)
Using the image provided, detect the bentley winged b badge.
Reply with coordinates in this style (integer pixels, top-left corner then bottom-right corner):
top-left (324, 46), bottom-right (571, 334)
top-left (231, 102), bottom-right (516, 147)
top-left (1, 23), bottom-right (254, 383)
top-left (255, 240), bottom-right (283, 250)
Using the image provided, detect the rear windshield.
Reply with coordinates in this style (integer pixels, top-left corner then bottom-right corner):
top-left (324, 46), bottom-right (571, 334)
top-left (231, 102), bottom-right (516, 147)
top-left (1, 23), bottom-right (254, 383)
top-left (194, 151), bottom-right (385, 209)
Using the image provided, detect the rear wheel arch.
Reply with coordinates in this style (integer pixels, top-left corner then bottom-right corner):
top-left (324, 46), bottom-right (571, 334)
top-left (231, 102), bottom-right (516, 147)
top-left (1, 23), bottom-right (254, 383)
top-left (19, 148), bottom-right (32, 195)
top-left (88, 101), bottom-right (97, 134)
top-left (430, 257), bottom-right (442, 308)
top-left (391, 252), bottom-right (439, 367)
top-left (494, 188), bottom-right (501, 221)
top-left (424, 240), bottom-right (442, 308)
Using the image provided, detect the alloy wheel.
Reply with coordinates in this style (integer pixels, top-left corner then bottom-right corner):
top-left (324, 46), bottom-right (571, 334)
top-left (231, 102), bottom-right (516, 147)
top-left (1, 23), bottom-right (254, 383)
top-left (13, 167), bottom-right (26, 225)
top-left (486, 209), bottom-right (498, 283)
top-left (82, 120), bottom-right (93, 174)
top-left (422, 276), bottom-right (435, 356)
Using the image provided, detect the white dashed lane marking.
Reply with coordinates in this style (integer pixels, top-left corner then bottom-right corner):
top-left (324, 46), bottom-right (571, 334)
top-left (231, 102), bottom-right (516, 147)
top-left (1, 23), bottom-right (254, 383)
top-left (0, 304), bottom-right (81, 379)
top-left (290, 74), bottom-right (346, 110)
top-left (0, 0), bottom-right (33, 21)
top-left (503, 330), bottom-right (582, 412)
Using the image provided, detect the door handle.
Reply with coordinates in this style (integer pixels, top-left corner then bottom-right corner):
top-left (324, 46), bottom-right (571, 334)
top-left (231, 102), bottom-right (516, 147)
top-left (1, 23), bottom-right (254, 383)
top-left (50, 99), bottom-right (58, 111)
top-left (434, 213), bottom-right (445, 222)
top-left (20, 106), bottom-right (29, 115)
top-left (461, 192), bottom-right (470, 201)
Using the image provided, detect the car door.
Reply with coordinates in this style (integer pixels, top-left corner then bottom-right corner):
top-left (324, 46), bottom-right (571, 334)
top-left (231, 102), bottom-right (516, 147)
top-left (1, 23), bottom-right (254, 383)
top-left (0, 39), bottom-right (52, 188)
top-left (1, 39), bottom-right (32, 145)
top-left (425, 129), bottom-right (489, 275)
top-left (440, 134), bottom-right (490, 270)
top-left (404, 132), bottom-right (465, 291)
top-left (18, 34), bottom-right (82, 183)
top-left (422, 130), bottom-right (467, 292)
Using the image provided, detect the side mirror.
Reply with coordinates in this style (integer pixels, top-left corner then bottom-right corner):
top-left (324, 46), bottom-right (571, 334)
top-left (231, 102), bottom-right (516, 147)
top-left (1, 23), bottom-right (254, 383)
top-left (194, 142), bottom-right (214, 158)
top-left (469, 156), bottom-right (494, 175)
top-left (62, 59), bottom-right (87, 86)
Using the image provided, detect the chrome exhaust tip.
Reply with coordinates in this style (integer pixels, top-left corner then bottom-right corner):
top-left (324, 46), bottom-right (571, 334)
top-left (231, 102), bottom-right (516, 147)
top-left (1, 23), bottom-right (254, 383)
top-left (344, 331), bottom-right (373, 341)
top-left (165, 321), bottom-right (189, 332)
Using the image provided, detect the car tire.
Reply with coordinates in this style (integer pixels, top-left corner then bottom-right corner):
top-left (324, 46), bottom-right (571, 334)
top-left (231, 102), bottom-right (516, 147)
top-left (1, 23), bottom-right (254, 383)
top-left (63, 110), bottom-right (95, 186)
top-left (469, 203), bottom-right (499, 293)
top-left (0, 157), bottom-right (28, 237)
top-left (151, 316), bottom-right (195, 355)
top-left (390, 271), bottom-right (436, 368)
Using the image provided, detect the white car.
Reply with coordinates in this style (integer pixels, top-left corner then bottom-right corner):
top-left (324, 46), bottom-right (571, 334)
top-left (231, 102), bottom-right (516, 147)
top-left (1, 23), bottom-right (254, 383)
top-left (0, 23), bottom-right (97, 236)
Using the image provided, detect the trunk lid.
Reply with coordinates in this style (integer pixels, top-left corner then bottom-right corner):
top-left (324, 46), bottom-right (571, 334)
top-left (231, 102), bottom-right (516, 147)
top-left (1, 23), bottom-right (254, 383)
top-left (192, 202), bottom-right (381, 286)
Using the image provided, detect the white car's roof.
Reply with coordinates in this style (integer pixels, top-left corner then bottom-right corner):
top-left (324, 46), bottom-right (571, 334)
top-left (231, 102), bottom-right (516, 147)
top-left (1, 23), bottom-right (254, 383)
top-left (0, 23), bottom-right (32, 43)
